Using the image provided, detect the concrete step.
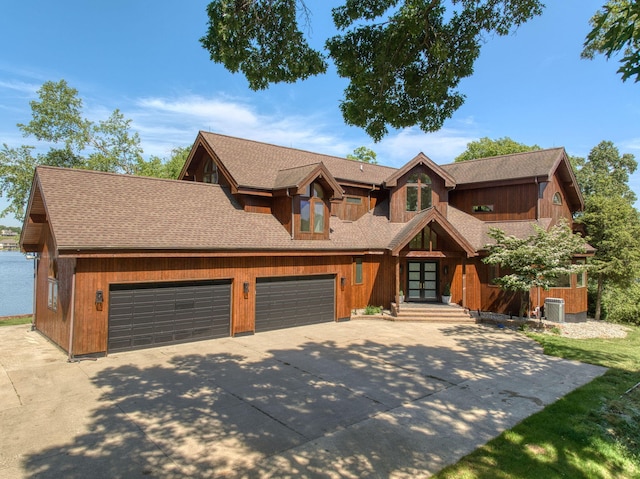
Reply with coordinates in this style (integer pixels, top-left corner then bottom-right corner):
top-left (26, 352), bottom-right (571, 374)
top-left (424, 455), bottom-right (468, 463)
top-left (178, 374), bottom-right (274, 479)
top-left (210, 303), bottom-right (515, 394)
top-left (391, 302), bottom-right (475, 323)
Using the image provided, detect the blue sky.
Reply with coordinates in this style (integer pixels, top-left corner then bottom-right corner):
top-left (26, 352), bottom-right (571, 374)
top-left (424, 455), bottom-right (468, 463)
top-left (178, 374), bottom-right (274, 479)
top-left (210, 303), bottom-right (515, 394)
top-left (1, 0), bottom-right (639, 227)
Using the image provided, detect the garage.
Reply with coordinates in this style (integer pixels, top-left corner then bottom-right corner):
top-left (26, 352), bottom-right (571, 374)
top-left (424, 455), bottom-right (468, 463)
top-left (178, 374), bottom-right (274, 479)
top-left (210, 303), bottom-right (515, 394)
top-left (255, 275), bottom-right (335, 332)
top-left (108, 280), bottom-right (231, 352)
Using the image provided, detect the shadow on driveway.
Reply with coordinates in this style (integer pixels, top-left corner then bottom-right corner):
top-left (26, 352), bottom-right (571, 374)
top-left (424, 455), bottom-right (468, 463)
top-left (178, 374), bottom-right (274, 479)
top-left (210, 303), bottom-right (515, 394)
top-left (12, 322), bottom-right (606, 478)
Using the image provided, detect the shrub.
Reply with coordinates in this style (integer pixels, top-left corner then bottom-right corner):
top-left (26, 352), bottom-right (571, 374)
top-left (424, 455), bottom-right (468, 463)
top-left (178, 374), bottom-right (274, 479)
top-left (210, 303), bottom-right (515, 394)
top-left (364, 305), bottom-right (383, 315)
top-left (603, 282), bottom-right (640, 325)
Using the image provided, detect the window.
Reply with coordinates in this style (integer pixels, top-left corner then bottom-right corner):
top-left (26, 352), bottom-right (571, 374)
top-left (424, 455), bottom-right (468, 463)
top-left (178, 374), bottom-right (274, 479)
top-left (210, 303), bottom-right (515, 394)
top-left (576, 259), bottom-right (586, 287)
top-left (553, 274), bottom-right (571, 288)
top-left (48, 257), bottom-right (58, 311)
top-left (203, 158), bottom-right (218, 184)
top-left (553, 192), bottom-right (562, 205)
top-left (300, 200), bottom-right (311, 232)
top-left (300, 182), bottom-right (326, 234)
top-left (354, 257), bottom-right (363, 284)
top-left (472, 205), bottom-right (494, 213)
top-left (406, 173), bottom-right (432, 212)
top-left (314, 202), bottom-right (324, 233)
top-left (346, 197), bottom-right (362, 205)
top-left (409, 225), bottom-right (438, 250)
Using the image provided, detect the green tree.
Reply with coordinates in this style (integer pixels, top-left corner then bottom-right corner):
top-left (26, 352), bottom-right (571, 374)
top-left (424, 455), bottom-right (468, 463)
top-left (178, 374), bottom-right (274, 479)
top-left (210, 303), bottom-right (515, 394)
top-left (0, 80), bottom-right (187, 222)
top-left (574, 141), bottom-right (640, 321)
top-left (454, 137), bottom-right (541, 162)
top-left (347, 146), bottom-right (378, 164)
top-left (582, 0), bottom-right (640, 82)
top-left (137, 146), bottom-right (191, 179)
top-left (201, 0), bottom-right (544, 141)
top-left (579, 195), bottom-right (640, 321)
top-left (483, 222), bottom-right (588, 317)
top-left (574, 140), bottom-right (637, 202)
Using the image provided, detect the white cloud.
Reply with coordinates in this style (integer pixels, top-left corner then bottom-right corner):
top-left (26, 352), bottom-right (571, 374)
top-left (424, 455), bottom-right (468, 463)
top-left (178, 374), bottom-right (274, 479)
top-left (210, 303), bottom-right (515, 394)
top-left (376, 126), bottom-right (478, 167)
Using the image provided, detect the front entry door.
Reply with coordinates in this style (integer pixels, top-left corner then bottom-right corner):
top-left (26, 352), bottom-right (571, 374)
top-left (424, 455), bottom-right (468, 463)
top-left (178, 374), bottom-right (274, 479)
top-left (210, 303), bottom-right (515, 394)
top-left (407, 261), bottom-right (438, 301)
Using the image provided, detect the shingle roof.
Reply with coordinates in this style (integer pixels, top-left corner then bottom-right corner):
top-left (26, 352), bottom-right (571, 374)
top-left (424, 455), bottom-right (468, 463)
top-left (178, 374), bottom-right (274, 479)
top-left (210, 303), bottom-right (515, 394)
top-left (440, 148), bottom-right (565, 185)
top-left (199, 131), bottom-right (396, 189)
top-left (30, 166), bottom-right (399, 253)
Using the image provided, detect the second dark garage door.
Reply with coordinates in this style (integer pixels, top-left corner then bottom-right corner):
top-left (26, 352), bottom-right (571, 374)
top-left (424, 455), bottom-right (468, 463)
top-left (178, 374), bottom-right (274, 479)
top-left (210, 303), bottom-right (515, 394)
top-left (255, 275), bottom-right (335, 332)
top-left (108, 280), bottom-right (231, 352)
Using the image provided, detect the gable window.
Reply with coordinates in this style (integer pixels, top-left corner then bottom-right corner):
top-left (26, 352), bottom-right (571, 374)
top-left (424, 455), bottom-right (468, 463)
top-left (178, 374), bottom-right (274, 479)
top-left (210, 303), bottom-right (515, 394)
top-left (410, 225), bottom-right (438, 250)
top-left (473, 205), bottom-right (494, 213)
top-left (300, 181), bottom-right (326, 234)
top-left (203, 158), bottom-right (218, 184)
top-left (553, 192), bottom-right (562, 205)
top-left (406, 173), bottom-right (432, 212)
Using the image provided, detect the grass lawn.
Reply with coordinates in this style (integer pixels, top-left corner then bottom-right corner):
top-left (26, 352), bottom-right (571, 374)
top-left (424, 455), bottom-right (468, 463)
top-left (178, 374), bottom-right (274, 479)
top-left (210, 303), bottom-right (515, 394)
top-left (433, 325), bottom-right (640, 479)
top-left (0, 315), bottom-right (33, 326)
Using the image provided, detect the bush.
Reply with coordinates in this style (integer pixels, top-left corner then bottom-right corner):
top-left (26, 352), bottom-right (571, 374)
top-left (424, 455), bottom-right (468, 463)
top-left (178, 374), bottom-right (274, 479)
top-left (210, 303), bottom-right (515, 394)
top-left (603, 282), bottom-right (640, 325)
top-left (364, 305), bottom-right (383, 315)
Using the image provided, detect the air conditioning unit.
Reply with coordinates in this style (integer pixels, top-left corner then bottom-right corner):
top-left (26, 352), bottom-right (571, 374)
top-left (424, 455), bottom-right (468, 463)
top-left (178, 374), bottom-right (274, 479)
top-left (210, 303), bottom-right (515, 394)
top-left (545, 298), bottom-right (565, 323)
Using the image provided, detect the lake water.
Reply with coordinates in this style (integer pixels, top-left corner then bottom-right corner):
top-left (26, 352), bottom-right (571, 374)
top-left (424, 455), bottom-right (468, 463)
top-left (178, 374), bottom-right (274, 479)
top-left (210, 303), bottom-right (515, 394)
top-left (0, 251), bottom-right (35, 316)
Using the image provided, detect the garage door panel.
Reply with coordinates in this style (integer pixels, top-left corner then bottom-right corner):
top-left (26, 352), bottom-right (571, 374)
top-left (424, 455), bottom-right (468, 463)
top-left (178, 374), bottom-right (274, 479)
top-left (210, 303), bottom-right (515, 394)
top-left (108, 280), bottom-right (231, 352)
top-left (255, 275), bottom-right (335, 332)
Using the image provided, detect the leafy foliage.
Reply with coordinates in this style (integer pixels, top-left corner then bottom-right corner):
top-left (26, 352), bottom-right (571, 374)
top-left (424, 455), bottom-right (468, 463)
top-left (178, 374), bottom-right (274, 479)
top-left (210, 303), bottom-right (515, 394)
top-left (201, 0), bottom-right (544, 140)
top-left (582, 0), bottom-right (640, 82)
top-left (574, 140), bottom-right (637, 202)
top-left (603, 281), bottom-right (640, 325)
top-left (200, 0), bottom-right (327, 90)
top-left (574, 141), bottom-right (640, 321)
top-left (484, 222), bottom-right (588, 315)
top-left (454, 136), bottom-right (541, 162)
top-left (0, 80), bottom-right (190, 222)
top-left (346, 146), bottom-right (378, 164)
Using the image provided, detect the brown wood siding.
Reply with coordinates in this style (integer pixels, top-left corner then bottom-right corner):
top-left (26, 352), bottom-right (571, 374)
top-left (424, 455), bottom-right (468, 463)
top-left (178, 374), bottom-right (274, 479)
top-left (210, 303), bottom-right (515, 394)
top-left (389, 166), bottom-right (448, 223)
top-left (70, 254), bottom-right (369, 355)
top-left (272, 196), bottom-right (293, 234)
top-left (473, 259), bottom-right (587, 316)
top-left (33, 226), bottom-right (73, 352)
top-left (240, 195), bottom-right (272, 214)
top-left (449, 183), bottom-right (537, 221)
top-left (330, 186), bottom-right (373, 221)
top-left (538, 176), bottom-right (575, 224)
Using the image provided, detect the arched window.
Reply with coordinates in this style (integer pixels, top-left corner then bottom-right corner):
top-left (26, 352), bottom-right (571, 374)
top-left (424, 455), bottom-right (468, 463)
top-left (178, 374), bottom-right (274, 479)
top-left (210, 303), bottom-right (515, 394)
top-left (552, 192), bottom-right (562, 205)
top-left (203, 158), bottom-right (218, 184)
top-left (406, 173), bottom-right (432, 212)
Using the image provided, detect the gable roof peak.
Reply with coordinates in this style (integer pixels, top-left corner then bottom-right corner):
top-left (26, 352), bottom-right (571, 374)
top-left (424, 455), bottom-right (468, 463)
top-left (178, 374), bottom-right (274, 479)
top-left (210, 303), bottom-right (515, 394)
top-left (385, 152), bottom-right (456, 188)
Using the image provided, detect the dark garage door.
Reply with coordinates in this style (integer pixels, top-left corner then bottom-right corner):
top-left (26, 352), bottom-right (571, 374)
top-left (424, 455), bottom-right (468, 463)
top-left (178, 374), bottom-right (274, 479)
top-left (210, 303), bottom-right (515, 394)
top-left (108, 280), bottom-right (231, 352)
top-left (255, 275), bottom-right (335, 332)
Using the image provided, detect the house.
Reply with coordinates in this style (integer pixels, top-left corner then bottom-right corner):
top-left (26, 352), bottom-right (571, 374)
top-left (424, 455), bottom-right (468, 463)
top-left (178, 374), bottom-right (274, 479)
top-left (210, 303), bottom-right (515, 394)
top-left (1, 239), bottom-right (18, 251)
top-left (20, 131), bottom-right (589, 356)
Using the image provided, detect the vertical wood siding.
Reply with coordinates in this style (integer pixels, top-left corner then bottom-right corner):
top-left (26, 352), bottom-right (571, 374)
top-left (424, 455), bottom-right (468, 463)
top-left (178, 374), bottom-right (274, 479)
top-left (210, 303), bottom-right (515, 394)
top-left (68, 254), bottom-right (390, 355)
top-left (449, 183), bottom-right (537, 221)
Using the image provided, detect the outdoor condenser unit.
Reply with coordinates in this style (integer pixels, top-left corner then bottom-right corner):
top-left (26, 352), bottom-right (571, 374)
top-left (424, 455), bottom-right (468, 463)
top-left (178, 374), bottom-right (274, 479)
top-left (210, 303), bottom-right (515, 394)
top-left (545, 298), bottom-right (565, 323)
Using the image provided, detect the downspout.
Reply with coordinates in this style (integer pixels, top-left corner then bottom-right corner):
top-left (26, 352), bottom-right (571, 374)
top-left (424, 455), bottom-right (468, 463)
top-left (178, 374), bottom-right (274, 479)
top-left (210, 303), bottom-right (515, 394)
top-left (67, 265), bottom-right (76, 363)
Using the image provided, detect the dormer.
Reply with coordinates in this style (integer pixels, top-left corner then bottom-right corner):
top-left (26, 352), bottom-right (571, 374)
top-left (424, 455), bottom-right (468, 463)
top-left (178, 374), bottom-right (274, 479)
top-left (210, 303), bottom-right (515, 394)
top-left (272, 163), bottom-right (343, 240)
top-left (385, 153), bottom-right (456, 223)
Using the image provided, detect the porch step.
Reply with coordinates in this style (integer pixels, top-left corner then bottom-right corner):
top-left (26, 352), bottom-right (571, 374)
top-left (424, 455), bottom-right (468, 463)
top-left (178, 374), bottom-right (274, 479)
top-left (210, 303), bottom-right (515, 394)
top-left (391, 302), bottom-right (476, 323)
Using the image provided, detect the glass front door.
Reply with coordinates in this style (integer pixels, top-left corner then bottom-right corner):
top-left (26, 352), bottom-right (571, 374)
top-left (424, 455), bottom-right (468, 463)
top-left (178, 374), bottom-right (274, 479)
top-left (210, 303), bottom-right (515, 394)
top-left (407, 261), bottom-right (438, 301)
